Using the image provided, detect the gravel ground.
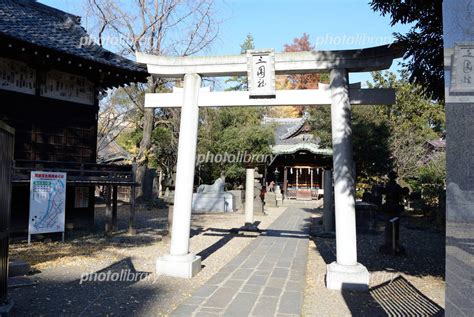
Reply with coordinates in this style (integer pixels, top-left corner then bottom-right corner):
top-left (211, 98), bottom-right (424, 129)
top-left (302, 208), bottom-right (445, 317)
top-left (9, 204), bottom-right (287, 316)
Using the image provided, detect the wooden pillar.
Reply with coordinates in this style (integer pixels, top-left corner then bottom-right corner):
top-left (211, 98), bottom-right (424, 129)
top-left (105, 185), bottom-right (112, 236)
top-left (321, 168), bottom-right (325, 189)
top-left (263, 165), bottom-right (268, 189)
top-left (128, 185), bottom-right (136, 235)
top-left (0, 121), bottom-right (14, 307)
top-left (128, 163), bottom-right (137, 235)
top-left (296, 168), bottom-right (299, 190)
top-left (283, 167), bottom-right (288, 199)
top-left (158, 170), bottom-right (163, 198)
top-left (112, 185), bottom-right (118, 231)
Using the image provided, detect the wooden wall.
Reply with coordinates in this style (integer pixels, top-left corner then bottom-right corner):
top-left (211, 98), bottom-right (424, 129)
top-left (0, 89), bottom-right (98, 234)
top-left (0, 89), bottom-right (97, 163)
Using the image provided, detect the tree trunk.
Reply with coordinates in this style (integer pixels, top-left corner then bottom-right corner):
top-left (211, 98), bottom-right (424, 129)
top-left (136, 107), bottom-right (154, 200)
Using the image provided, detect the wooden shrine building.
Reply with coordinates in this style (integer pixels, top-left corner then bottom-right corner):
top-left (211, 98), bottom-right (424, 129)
top-left (0, 0), bottom-right (148, 234)
top-left (263, 112), bottom-right (333, 200)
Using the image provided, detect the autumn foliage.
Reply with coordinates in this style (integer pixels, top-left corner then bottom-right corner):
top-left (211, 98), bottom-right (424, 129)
top-left (270, 33), bottom-right (326, 118)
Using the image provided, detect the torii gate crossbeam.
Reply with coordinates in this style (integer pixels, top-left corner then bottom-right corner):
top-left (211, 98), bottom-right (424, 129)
top-left (136, 44), bottom-right (404, 292)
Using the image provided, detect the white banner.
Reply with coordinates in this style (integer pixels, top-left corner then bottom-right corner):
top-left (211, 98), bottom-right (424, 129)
top-left (29, 171), bottom-right (67, 235)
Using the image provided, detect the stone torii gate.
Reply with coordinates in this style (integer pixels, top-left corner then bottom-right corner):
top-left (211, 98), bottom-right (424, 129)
top-left (136, 44), bottom-right (403, 291)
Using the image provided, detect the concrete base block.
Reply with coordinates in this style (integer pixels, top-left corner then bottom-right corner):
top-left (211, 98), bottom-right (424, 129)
top-left (0, 300), bottom-right (13, 317)
top-left (192, 192), bottom-right (235, 213)
top-left (156, 253), bottom-right (201, 278)
top-left (326, 262), bottom-right (369, 292)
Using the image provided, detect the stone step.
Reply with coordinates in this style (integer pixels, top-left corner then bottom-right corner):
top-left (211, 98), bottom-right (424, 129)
top-left (8, 276), bottom-right (38, 289)
top-left (8, 259), bottom-right (30, 277)
top-left (282, 199), bottom-right (323, 208)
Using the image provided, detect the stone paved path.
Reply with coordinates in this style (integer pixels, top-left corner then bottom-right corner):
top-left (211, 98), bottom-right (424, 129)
top-left (171, 207), bottom-right (310, 317)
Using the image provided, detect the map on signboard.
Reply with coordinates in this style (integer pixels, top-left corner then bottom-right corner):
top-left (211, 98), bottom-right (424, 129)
top-left (29, 171), bottom-right (67, 235)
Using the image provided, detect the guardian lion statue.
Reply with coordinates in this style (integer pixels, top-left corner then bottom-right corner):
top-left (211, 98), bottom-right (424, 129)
top-left (197, 176), bottom-right (225, 193)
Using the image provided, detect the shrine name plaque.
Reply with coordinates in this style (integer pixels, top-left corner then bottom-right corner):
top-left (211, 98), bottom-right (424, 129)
top-left (450, 42), bottom-right (474, 93)
top-left (247, 49), bottom-right (276, 98)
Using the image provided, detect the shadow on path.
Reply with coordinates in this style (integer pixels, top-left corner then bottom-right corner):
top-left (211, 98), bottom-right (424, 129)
top-left (9, 257), bottom-right (158, 316)
top-left (341, 276), bottom-right (444, 316)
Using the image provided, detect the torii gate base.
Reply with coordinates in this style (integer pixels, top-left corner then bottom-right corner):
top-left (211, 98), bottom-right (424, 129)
top-left (156, 253), bottom-right (202, 279)
top-left (327, 263), bottom-right (369, 292)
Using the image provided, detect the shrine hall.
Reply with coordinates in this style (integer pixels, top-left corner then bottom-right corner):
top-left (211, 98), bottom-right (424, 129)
top-left (263, 111), bottom-right (332, 201)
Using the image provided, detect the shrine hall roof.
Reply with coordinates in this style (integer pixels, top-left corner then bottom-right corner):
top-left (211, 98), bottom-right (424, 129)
top-left (263, 113), bottom-right (332, 156)
top-left (271, 143), bottom-right (333, 156)
top-left (0, 0), bottom-right (147, 80)
top-left (265, 112), bottom-right (317, 145)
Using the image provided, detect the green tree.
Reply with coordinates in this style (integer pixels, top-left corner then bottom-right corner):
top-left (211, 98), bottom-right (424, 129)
top-left (368, 71), bottom-right (445, 183)
top-left (309, 71), bottom-right (445, 187)
top-left (370, 0), bottom-right (444, 100)
top-left (352, 105), bottom-right (392, 180)
top-left (197, 35), bottom-right (274, 187)
top-left (308, 106), bottom-right (332, 147)
top-left (197, 107), bottom-right (274, 186)
top-left (225, 33), bottom-right (255, 91)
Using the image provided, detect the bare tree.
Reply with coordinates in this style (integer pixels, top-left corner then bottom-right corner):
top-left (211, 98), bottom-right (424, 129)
top-left (96, 85), bottom-right (141, 157)
top-left (86, 0), bottom-right (220, 200)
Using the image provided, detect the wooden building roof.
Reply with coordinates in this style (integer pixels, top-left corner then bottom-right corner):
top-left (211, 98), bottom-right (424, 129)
top-left (0, 0), bottom-right (148, 88)
top-left (263, 112), bottom-right (333, 156)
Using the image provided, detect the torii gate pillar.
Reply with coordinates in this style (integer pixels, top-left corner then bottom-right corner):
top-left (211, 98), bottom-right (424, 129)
top-left (326, 68), bottom-right (369, 291)
top-left (156, 73), bottom-right (202, 278)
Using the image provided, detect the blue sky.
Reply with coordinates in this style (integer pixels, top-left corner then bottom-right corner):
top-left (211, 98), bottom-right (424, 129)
top-left (39, 0), bottom-right (411, 85)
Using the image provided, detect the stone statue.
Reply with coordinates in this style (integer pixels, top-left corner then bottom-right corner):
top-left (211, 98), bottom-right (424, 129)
top-left (193, 176), bottom-right (235, 213)
top-left (196, 176), bottom-right (225, 193)
top-left (379, 171), bottom-right (408, 255)
top-left (382, 171), bottom-right (409, 216)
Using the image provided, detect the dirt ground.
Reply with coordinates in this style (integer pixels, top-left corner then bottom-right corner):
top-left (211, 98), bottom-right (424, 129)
top-left (9, 204), bottom-right (287, 316)
top-left (302, 209), bottom-right (445, 317)
top-left (8, 202), bottom-right (446, 316)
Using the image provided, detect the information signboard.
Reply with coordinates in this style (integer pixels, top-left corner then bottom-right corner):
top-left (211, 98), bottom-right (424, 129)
top-left (29, 171), bottom-right (67, 242)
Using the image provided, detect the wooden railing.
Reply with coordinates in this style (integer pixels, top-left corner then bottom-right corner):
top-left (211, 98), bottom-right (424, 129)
top-left (12, 160), bottom-right (137, 186)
